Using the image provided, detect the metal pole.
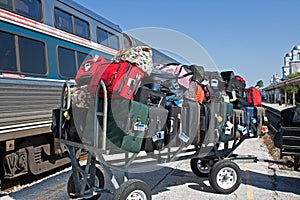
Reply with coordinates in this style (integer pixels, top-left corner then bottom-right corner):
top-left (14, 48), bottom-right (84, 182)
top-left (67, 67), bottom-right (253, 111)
top-left (293, 85), bottom-right (296, 106)
top-left (285, 88), bottom-right (288, 106)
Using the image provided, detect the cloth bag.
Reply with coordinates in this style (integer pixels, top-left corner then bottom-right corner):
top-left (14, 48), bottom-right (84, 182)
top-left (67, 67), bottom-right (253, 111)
top-left (113, 46), bottom-right (153, 76)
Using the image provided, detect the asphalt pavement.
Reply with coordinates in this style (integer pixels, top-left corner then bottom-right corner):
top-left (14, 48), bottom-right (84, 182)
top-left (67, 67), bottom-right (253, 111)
top-left (1, 137), bottom-right (299, 200)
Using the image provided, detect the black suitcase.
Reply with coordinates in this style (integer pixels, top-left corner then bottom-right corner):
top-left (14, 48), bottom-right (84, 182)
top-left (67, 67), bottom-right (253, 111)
top-left (202, 102), bottom-right (225, 145)
top-left (226, 76), bottom-right (246, 99)
top-left (204, 71), bottom-right (226, 102)
top-left (134, 86), bottom-right (166, 106)
top-left (199, 103), bottom-right (209, 144)
top-left (143, 106), bottom-right (169, 152)
top-left (165, 105), bottom-right (181, 147)
top-left (221, 71), bottom-right (235, 84)
top-left (188, 64), bottom-right (205, 83)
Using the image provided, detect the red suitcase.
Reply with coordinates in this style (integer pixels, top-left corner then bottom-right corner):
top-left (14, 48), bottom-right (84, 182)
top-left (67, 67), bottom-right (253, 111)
top-left (88, 61), bottom-right (144, 99)
top-left (75, 55), bottom-right (107, 86)
top-left (246, 87), bottom-right (262, 107)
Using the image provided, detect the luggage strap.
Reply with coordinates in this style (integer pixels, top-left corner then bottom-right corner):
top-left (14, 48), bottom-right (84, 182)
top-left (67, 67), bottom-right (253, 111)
top-left (197, 103), bottom-right (201, 144)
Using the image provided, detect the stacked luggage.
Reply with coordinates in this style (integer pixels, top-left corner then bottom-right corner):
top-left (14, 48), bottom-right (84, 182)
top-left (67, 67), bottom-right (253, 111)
top-left (52, 46), bottom-right (269, 154)
top-left (221, 71), bottom-right (268, 139)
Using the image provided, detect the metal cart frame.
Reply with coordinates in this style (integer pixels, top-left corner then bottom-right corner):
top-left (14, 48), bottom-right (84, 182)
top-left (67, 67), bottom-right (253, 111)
top-left (57, 81), bottom-right (261, 199)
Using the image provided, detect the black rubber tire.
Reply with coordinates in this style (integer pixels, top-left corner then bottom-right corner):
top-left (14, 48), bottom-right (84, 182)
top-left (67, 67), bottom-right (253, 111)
top-left (190, 158), bottom-right (212, 177)
top-left (113, 179), bottom-right (151, 200)
top-left (67, 165), bottom-right (105, 199)
top-left (208, 160), bottom-right (241, 194)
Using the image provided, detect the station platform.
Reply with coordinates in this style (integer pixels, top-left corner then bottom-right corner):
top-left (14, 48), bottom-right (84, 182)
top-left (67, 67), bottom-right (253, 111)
top-left (262, 102), bottom-right (294, 111)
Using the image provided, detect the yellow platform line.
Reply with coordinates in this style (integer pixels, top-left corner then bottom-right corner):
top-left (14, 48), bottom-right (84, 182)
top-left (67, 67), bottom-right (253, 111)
top-left (243, 142), bottom-right (254, 200)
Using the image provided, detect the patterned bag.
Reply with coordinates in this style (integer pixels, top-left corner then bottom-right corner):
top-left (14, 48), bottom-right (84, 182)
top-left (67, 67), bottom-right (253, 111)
top-left (113, 46), bottom-right (153, 76)
top-left (71, 85), bottom-right (91, 109)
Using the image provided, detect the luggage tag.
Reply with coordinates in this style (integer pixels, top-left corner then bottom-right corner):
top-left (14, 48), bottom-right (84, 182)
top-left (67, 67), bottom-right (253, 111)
top-left (264, 116), bottom-right (268, 122)
top-left (225, 121), bottom-right (233, 135)
top-left (127, 74), bottom-right (142, 95)
top-left (223, 95), bottom-right (230, 103)
top-left (178, 132), bottom-right (189, 143)
top-left (211, 79), bottom-right (219, 88)
top-left (152, 131), bottom-right (164, 142)
top-left (134, 122), bottom-right (146, 132)
top-left (237, 124), bottom-right (247, 135)
top-left (226, 121), bottom-right (234, 129)
top-left (84, 62), bottom-right (92, 72)
top-left (251, 118), bottom-right (257, 124)
top-left (230, 91), bottom-right (237, 101)
top-left (169, 119), bottom-right (174, 133)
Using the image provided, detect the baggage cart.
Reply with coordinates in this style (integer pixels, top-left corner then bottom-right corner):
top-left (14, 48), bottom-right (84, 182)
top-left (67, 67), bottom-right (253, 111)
top-left (56, 81), bottom-right (263, 200)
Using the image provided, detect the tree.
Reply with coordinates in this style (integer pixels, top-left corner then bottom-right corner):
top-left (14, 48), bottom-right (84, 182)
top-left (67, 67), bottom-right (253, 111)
top-left (280, 72), bottom-right (300, 103)
top-left (256, 80), bottom-right (264, 88)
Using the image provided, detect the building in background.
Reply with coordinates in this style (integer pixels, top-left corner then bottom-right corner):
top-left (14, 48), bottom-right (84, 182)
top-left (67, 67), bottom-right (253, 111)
top-left (282, 45), bottom-right (300, 79)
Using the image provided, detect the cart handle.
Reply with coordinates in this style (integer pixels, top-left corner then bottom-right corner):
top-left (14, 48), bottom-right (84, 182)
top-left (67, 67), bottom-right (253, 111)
top-left (59, 82), bottom-right (72, 140)
top-left (94, 80), bottom-right (108, 150)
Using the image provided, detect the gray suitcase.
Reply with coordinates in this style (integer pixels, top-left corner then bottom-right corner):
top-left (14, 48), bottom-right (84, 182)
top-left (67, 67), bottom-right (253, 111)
top-left (255, 107), bottom-right (267, 136)
top-left (181, 99), bottom-right (201, 145)
top-left (143, 106), bottom-right (168, 152)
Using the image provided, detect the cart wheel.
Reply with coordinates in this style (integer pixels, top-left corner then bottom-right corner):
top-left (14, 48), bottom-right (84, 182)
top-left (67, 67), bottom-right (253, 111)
top-left (113, 179), bottom-right (151, 200)
top-left (208, 160), bottom-right (241, 194)
top-left (190, 158), bottom-right (212, 177)
top-left (67, 165), bottom-right (105, 199)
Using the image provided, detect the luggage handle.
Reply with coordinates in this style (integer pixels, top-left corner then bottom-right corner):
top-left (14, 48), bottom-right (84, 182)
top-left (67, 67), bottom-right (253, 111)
top-left (158, 63), bottom-right (193, 79)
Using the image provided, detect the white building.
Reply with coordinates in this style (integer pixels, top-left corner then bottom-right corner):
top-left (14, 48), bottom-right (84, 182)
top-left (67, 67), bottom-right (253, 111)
top-left (282, 45), bottom-right (300, 79)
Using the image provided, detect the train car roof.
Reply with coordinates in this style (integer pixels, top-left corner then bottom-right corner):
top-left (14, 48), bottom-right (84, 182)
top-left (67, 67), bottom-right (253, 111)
top-left (58, 0), bottom-right (122, 33)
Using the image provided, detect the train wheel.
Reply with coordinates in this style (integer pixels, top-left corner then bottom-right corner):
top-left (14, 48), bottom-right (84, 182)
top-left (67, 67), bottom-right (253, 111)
top-left (67, 165), bottom-right (105, 199)
top-left (190, 158), bottom-right (212, 177)
top-left (208, 160), bottom-right (241, 194)
top-left (113, 179), bottom-right (151, 200)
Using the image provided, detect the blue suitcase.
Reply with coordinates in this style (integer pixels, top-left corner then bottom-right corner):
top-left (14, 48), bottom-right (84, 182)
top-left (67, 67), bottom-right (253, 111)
top-left (243, 106), bottom-right (256, 137)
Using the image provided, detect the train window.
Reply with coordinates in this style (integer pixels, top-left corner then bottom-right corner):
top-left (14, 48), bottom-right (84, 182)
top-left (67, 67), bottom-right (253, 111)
top-left (77, 51), bottom-right (91, 68)
top-left (74, 17), bottom-right (89, 39)
top-left (54, 8), bottom-right (90, 39)
top-left (108, 33), bottom-right (119, 50)
top-left (18, 36), bottom-right (46, 74)
top-left (0, 0), bottom-right (12, 10)
top-left (97, 28), bottom-right (107, 45)
top-left (0, 0), bottom-right (42, 21)
top-left (97, 28), bottom-right (119, 50)
top-left (123, 34), bottom-right (132, 49)
top-left (0, 31), bottom-right (17, 72)
top-left (15, 0), bottom-right (42, 21)
top-left (54, 8), bottom-right (73, 33)
top-left (58, 47), bottom-right (77, 78)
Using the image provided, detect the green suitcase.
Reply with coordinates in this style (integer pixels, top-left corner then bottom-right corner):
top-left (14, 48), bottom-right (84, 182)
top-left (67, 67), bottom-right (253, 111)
top-left (83, 99), bottom-right (148, 153)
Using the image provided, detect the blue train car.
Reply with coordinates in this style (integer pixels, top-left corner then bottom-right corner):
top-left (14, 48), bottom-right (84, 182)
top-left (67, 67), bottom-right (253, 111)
top-left (0, 0), bottom-right (124, 188)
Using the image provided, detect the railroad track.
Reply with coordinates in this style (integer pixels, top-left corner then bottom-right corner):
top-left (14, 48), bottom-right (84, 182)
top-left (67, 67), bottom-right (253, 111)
top-left (263, 104), bottom-right (282, 134)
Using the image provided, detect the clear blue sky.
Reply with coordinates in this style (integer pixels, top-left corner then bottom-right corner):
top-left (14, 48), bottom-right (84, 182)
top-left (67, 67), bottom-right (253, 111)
top-left (75, 0), bottom-right (300, 87)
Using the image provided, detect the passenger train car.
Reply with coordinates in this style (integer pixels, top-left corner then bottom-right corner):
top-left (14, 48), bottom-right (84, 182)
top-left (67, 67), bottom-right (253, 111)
top-left (0, 0), bottom-right (177, 189)
top-left (0, 0), bottom-right (124, 188)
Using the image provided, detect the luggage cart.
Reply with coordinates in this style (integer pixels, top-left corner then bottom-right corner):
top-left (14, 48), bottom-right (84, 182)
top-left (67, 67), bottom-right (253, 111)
top-left (57, 81), bottom-right (259, 199)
